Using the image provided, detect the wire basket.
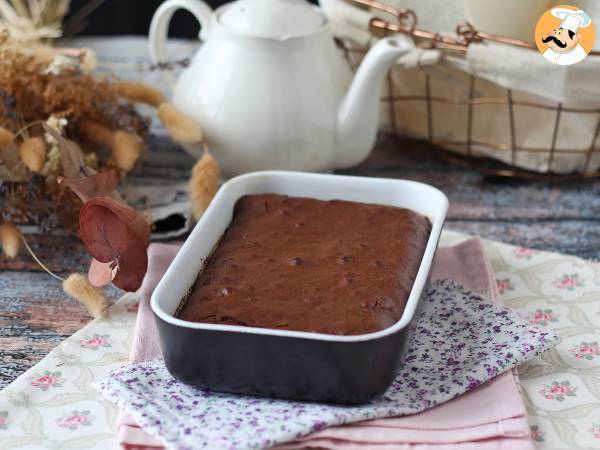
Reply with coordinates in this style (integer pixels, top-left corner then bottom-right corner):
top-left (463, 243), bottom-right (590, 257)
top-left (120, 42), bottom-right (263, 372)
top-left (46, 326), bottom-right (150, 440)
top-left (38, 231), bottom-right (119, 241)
top-left (341, 0), bottom-right (600, 180)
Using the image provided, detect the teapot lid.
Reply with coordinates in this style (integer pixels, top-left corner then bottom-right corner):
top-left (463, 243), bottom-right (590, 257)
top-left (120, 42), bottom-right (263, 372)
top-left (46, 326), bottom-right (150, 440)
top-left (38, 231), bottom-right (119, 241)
top-left (218, 0), bottom-right (326, 39)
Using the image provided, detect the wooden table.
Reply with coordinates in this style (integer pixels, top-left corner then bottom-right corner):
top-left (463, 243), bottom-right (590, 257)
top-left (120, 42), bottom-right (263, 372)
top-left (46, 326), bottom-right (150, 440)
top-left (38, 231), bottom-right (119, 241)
top-left (1, 132), bottom-right (599, 390)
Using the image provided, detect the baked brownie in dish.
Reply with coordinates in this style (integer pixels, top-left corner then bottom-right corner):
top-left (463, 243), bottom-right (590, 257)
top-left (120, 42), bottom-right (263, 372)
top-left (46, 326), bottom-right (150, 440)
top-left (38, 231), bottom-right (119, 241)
top-left (177, 194), bottom-right (431, 335)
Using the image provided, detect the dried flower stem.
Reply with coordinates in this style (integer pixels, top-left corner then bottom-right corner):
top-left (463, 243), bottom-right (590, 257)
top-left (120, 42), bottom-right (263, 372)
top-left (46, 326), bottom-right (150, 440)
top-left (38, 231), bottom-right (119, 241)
top-left (10, 120), bottom-right (48, 145)
top-left (2, 221), bottom-right (64, 284)
top-left (20, 234), bottom-right (65, 281)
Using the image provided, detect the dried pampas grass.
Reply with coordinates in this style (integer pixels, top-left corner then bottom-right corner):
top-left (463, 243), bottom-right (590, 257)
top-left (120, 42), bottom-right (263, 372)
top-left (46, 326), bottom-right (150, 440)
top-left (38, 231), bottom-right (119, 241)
top-left (188, 150), bottom-right (220, 220)
top-left (19, 137), bottom-right (47, 172)
top-left (0, 126), bottom-right (14, 148)
top-left (158, 103), bottom-right (203, 144)
top-left (78, 120), bottom-right (143, 172)
top-left (0, 221), bottom-right (22, 258)
top-left (63, 273), bottom-right (108, 318)
top-left (113, 80), bottom-right (166, 107)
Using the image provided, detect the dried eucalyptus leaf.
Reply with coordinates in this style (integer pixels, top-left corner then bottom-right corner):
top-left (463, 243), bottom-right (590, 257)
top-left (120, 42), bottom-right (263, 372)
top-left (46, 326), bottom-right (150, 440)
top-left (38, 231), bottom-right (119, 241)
top-left (59, 171), bottom-right (120, 203)
top-left (80, 197), bottom-right (150, 291)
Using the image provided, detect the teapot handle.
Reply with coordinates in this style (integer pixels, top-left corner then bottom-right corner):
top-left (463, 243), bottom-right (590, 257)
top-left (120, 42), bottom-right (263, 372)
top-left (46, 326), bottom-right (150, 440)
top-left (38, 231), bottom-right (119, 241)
top-left (149, 0), bottom-right (213, 65)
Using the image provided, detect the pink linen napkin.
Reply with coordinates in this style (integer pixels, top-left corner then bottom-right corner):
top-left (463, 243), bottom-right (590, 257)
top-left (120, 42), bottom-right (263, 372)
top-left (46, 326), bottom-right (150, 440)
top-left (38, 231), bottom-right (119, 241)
top-left (117, 239), bottom-right (535, 450)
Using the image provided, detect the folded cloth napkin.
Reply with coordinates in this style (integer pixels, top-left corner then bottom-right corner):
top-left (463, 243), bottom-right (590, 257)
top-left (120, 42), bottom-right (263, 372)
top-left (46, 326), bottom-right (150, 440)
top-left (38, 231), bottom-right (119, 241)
top-left (101, 240), bottom-right (559, 450)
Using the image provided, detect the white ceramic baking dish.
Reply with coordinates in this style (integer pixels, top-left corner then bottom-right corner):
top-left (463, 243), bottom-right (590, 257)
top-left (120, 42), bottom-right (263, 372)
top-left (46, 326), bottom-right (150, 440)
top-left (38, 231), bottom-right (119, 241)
top-left (151, 171), bottom-right (448, 403)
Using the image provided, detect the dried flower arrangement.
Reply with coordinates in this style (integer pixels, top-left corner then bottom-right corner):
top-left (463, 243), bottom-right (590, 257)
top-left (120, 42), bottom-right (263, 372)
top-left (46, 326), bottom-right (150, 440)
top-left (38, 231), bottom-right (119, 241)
top-left (0, 0), bottom-right (72, 42)
top-left (0, 29), bottom-right (221, 317)
top-left (0, 0), bottom-right (104, 43)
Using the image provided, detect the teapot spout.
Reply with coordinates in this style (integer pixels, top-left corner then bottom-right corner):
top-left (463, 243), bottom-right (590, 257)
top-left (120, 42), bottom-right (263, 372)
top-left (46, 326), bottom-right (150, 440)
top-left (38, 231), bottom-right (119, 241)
top-left (335, 37), bottom-right (412, 168)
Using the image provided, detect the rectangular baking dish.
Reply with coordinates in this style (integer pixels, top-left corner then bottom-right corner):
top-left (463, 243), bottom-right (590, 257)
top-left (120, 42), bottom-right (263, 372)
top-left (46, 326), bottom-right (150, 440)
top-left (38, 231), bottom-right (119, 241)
top-left (151, 171), bottom-right (448, 404)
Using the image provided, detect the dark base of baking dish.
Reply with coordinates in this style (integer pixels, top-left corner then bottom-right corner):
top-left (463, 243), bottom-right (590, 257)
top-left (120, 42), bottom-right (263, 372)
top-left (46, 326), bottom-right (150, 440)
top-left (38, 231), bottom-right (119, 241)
top-left (154, 289), bottom-right (426, 405)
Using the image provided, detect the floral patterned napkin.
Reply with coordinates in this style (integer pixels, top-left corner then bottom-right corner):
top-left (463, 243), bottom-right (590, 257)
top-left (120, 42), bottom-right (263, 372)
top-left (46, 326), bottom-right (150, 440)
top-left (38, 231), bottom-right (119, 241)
top-left (97, 278), bottom-right (559, 450)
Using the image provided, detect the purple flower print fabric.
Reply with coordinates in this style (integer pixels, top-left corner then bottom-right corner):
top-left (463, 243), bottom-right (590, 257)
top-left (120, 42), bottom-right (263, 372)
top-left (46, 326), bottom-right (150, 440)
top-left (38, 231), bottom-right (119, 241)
top-left (97, 279), bottom-right (559, 450)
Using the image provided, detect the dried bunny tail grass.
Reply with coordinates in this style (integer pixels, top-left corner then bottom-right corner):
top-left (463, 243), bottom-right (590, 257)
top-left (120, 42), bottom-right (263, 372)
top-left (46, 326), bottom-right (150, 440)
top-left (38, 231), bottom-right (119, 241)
top-left (158, 103), bottom-right (203, 144)
top-left (0, 126), bottom-right (14, 149)
top-left (113, 131), bottom-right (143, 173)
top-left (0, 222), bottom-right (22, 258)
top-left (19, 137), bottom-right (47, 172)
top-left (78, 120), bottom-right (143, 173)
top-left (78, 119), bottom-right (115, 148)
top-left (113, 80), bottom-right (166, 106)
top-left (63, 273), bottom-right (108, 318)
top-left (188, 149), bottom-right (220, 221)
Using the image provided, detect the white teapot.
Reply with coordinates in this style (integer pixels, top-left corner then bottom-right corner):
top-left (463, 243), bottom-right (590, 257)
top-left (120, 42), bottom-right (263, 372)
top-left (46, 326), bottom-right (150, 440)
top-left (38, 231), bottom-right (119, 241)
top-left (150, 0), bottom-right (411, 176)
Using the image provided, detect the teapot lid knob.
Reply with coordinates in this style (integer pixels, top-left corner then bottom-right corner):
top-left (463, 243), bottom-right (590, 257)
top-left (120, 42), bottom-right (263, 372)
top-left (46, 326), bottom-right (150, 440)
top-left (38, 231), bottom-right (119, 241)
top-left (218, 0), bottom-right (325, 39)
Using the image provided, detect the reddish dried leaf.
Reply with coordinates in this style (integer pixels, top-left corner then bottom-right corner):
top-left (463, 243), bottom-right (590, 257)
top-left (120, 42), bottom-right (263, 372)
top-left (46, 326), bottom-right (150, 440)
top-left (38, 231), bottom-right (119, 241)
top-left (79, 197), bottom-right (150, 291)
top-left (80, 203), bottom-right (128, 262)
top-left (83, 197), bottom-right (150, 246)
top-left (112, 232), bottom-right (148, 291)
top-left (88, 258), bottom-right (117, 287)
top-left (59, 171), bottom-right (119, 203)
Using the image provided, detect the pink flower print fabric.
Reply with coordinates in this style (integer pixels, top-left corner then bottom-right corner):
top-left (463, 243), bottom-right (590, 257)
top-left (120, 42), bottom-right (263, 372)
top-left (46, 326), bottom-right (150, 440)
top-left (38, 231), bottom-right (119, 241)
top-left (570, 341), bottom-right (600, 360)
top-left (79, 334), bottom-right (112, 350)
top-left (29, 371), bottom-right (63, 391)
top-left (56, 410), bottom-right (94, 430)
top-left (539, 381), bottom-right (577, 401)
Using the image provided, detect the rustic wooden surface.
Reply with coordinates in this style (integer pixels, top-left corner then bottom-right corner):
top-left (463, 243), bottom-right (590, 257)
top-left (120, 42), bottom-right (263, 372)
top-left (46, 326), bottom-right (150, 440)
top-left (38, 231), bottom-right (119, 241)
top-left (1, 132), bottom-right (599, 389)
